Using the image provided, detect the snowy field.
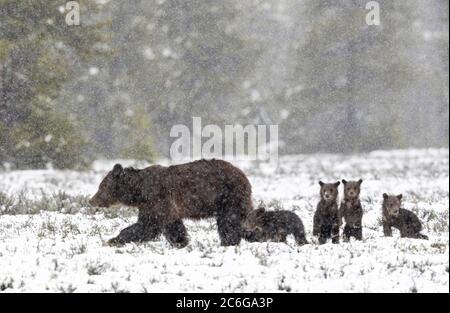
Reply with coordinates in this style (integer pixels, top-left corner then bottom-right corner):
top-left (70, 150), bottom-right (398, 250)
top-left (0, 149), bottom-right (448, 293)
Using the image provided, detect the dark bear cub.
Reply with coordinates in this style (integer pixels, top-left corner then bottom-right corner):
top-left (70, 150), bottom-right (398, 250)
top-left (242, 206), bottom-right (308, 245)
top-left (313, 181), bottom-right (340, 244)
top-left (340, 179), bottom-right (363, 241)
top-left (382, 194), bottom-right (428, 240)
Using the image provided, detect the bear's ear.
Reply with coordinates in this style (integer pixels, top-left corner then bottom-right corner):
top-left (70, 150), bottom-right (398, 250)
top-left (397, 194), bottom-right (403, 200)
top-left (383, 193), bottom-right (389, 199)
top-left (319, 181), bottom-right (325, 187)
top-left (256, 207), bottom-right (266, 214)
top-left (358, 179), bottom-right (363, 185)
top-left (112, 163), bottom-right (123, 178)
top-left (342, 179), bottom-right (347, 185)
top-left (334, 181), bottom-right (341, 187)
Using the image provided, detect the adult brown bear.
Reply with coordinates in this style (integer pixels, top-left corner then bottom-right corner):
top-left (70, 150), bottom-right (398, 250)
top-left (89, 159), bottom-right (253, 248)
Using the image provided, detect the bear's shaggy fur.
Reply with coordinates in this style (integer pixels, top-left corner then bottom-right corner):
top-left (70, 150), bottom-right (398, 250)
top-left (313, 181), bottom-right (340, 244)
top-left (89, 159), bottom-right (254, 247)
top-left (382, 194), bottom-right (428, 240)
top-left (340, 179), bottom-right (363, 241)
top-left (242, 206), bottom-right (308, 245)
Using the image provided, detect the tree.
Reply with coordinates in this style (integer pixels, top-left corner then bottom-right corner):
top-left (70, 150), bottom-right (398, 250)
top-left (61, 0), bottom-right (259, 156)
top-left (0, 0), bottom-right (110, 168)
top-left (287, 0), bottom-right (423, 153)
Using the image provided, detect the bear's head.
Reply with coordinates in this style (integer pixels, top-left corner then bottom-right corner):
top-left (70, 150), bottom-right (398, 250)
top-left (342, 179), bottom-right (363, 200)
top-left (319, 181), bottom-right (340, 203)
top-left (242, 207), bottom-right (266, 233)
top-left (382, 193), bottom-right (402, 218)
top-left (89, 164), bottom-right (141, 208)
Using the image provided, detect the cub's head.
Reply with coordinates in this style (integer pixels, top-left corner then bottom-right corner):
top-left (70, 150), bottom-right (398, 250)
top-left (382, 193), bottom-right (402, 218)
top-left (89, 164), bottom-right (129, 208)
top-left (342, 179), bottom-right (363, 199)
top-left (319, 181), bottom-right (340, 202)
top-left (242, 207), bottom-right (266, 232)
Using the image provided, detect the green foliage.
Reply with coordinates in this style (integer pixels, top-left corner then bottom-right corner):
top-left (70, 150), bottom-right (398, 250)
top-left (2, 107), bottom-right (87, 169)
top-left (287, 0), bottom-right (425, 153)
top-left (0, 0), bottom-right (110, 168)
top-left (119, 106), bottom-right (155, 162)
top-left (61, 0), bottom-right (259, 156)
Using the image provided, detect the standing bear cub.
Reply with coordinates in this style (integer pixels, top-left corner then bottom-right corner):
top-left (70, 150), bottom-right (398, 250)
top-left (89, 159), bottom-right (254, 248)
top-left (382, 194), bottom-right (428, 240)
top-left (242, 205), bottom-right (308, 245)
top-left (313, 181), bottom-right (341, 244)
top-left (340, 179), bottom-right (364, 241)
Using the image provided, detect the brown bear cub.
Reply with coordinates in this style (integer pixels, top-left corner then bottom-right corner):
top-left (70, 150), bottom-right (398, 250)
top-left (382, 194), bottom-right (428, 240)
top-left (242, 205), bottom-right (308, 245)
top-left (313, 181), bottom-right (341, 244)
top-left (89, 159), bottom-right (254, 248)
top-left (340, 179), bottom-right (363, 241)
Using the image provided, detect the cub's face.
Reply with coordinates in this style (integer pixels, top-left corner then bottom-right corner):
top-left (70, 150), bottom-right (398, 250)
top-left (342, 179), bottom-right (363, 199)
top-left (319, 181), bottom-right (340, 202)
top-left (89, 164), bottom-right (123, 208)
top-left (383, 193), bottom-right (402, 218)
top-left (242, 207), bottom-right (265, 232)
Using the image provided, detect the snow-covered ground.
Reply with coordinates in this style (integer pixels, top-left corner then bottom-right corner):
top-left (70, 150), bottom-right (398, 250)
top-left (0, 149), bottom-right (448, 292)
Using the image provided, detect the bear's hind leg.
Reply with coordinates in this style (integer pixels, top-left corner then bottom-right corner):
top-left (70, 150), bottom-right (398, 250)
top-left (163, 220), bottom-right (189, 248)
top-left (217, 190), bottom-right (250, 246)
top-left (217, 212), bottom-right (242, 246)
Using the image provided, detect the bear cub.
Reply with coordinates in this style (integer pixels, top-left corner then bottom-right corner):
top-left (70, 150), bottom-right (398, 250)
top-left (242, 205), bottom-right (308, 245)
top-left (313, 181), bottom-right (341, 244)
top-left (382, 194), bottom-right (428, 240)
top-left (340, 179), bottom-right (363, 241)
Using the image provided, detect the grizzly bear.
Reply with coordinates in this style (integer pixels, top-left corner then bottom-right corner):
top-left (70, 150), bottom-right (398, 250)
top-left (313, 181), bottom-right (340, 244)
top-left (242, 206), bottom-right (308, 245)
top-left (340, 179), bottom-right (363, 241)
top-left (382, 194), bottom-right (428, 240)
top-left (89, 159), bottom-right (254, 248)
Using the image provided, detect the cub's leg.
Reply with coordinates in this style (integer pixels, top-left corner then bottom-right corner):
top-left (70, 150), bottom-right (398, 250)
top-left (354, 226), bottom-right (363, 241)
top-left (343, 224), bottom-right (351, 242)
top-left (318, 225), bottom-right (330, 244)
top-left (331, 222), bottom-right (340, 244)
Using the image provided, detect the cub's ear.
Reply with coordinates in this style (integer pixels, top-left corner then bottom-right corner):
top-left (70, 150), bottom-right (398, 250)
top-left (256, 207), bottom-right (266, 215)
top-left (334, 181), bottom-right (341, 187)
top-left (112, 163), bottom-right (123, 178)
top-left (342, 179), bottom-right (347, 185)
top-left (397, 194), bottom-right (403, 200)
top-left (319, 181), bottom-right (325, 187)
top-left (383, 193), bottom-right (389, 199)
top-left (358, 179), bottom-right (363, 185)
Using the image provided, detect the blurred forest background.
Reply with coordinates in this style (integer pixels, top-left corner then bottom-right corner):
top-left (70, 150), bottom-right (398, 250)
top-left (0, 0), bottom-right (448, 169)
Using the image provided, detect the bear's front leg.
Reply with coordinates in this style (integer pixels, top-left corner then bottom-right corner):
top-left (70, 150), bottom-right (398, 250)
top-left (163, 220), bottom-right (189, 248)
top-left (108, 215), bottom-right (163, 246)
top-left (107, 222), bottom-right (146, 246)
